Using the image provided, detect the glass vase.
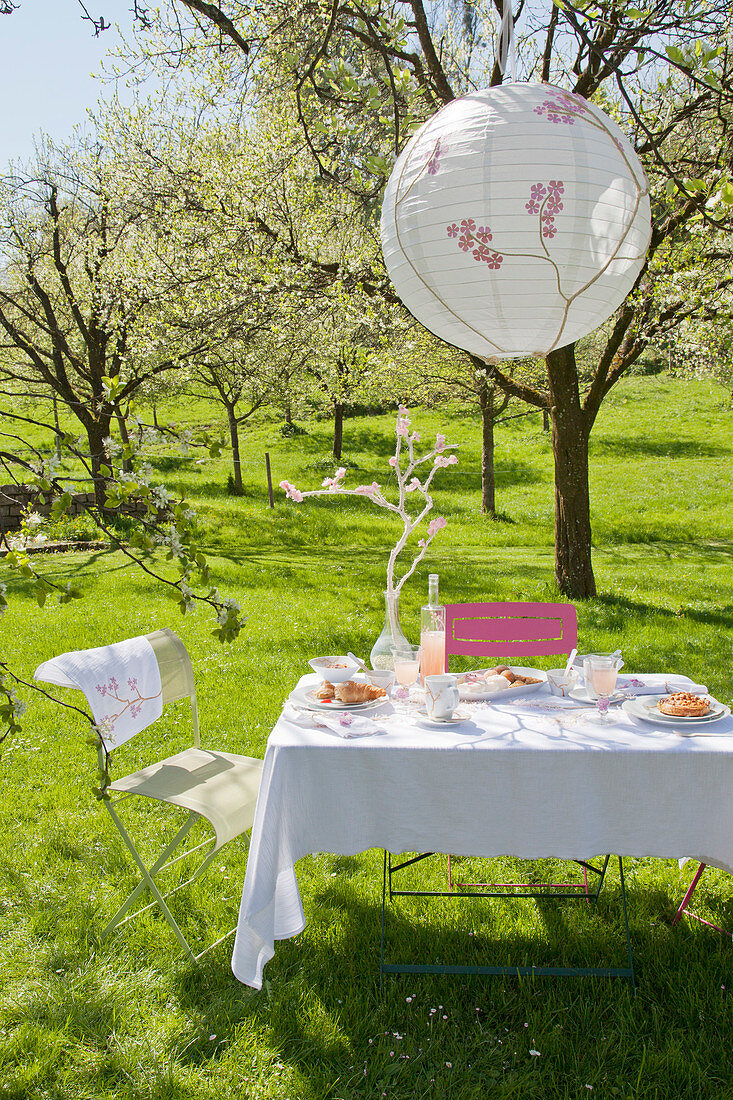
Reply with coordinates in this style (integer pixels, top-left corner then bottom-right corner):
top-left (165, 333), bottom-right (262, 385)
top-left (370, 589), bottom-right (410, 670)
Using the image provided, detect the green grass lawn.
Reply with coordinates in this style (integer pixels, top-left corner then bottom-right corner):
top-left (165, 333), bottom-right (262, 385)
top-left (1, 374), bottom-right (733, 1099)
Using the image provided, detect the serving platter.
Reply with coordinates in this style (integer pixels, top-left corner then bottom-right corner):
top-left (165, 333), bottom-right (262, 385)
top-left (457, 666), bottom-right (547, 702)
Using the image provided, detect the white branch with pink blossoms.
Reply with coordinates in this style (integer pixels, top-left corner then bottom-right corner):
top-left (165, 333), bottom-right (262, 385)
top-left (280, 408), bottom-right (457, 641)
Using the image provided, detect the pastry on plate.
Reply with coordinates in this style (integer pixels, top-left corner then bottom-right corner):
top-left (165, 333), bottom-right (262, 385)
top-left (657, 692), bottom-right (710, 717)
top-left (334, 680), bottom-right (386, 704)
top-left (313, 680), bottom-right (336, 701)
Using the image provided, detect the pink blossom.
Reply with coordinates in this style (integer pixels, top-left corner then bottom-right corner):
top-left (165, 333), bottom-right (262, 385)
top-left (427, 516), bottom-right (447, 537)
top-left (548, 180), bottom-right (564, 195)
top-left (398, 405), bottom-right (409, 416)
top-left (446, 223), bottom-right (459, 238)
top-left (388, 456), bottom-right (398, 467)
top-left (472, 243), bottom-right (492, 264)
top-left (460, 218), bottom-right (476, 233)
top-left (411, 432), bottom-right (420, 443)
top-left (458, 234), bottom-right (472, 252)
top-left (417, 538), bottom-right (427, 549)
top-left (406, 478), bottom-right (421, 493)
top-left (485, 251), bottom-right (503, 270)
top-left (530, 183), bottom-right (547, 198)
top-left (447, 454), bottom-right (458, 465)
top-left (279, 480), bottom-right (303, 502)
top-left (354, 485), bottom-right (373, 495)
top-left (542, 223), bottom-right (557, 238)
top-left (396, 417), bottom-right (410, 437)
top-left (525, 199), bottom-right (540, 215)
top-left (435, 434), bottom-right (446, 452)
top-left (475, 225), bottom-right (492, 243)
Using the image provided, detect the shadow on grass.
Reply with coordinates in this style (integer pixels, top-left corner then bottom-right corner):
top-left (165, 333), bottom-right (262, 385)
top-left (593, 591), bottom-right (733, 632)
top-left (591, 437), bottom-right (731, 459)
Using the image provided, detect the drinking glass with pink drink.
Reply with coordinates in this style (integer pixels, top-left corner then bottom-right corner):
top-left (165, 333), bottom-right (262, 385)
top-left (391, 644), bottom-right (421, 688)
top-left (587, 656), bottom-right (618, 721)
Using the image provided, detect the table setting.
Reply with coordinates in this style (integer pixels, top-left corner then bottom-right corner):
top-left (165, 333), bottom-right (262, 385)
top-left (231, 632), bottom-right (733, 989)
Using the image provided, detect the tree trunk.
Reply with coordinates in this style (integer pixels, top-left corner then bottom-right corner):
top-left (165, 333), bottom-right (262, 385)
top-left (478, 381), bottom-right (496, 516)
top-left (333, 402), bottom-right (344, 460)
top-left (116, 408), bottom-right (133, 473)
top-left (86, 417), bottom-right (113, 515)
top-left (542, 409), bottom-right (550, 432)
top-left (284, 396), bottom-right (293, 426)
top-left (546, 345), bottom-right (596, 598)
top-left (227, 404), bottom-right (243, 494)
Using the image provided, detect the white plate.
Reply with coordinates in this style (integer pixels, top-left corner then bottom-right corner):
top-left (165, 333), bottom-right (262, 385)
top-left (622, 696), bottom-right (730, 727)
top-left (289, 684), bottom-right (387, 713)
top-left (457, 666), bottom-right (546, 702)
top-left (569, 684), bottom-right (625, 706)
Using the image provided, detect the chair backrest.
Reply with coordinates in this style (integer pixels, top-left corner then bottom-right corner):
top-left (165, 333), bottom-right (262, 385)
top-left (444, 602), bottom-right (577, 666)
top-left (146, 628), bottom-right (199, 745)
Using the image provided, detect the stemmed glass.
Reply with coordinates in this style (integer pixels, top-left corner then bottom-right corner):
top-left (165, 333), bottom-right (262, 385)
top-left (587, 655), bottom-right (618, 722)
top-left (391, 644), bottom-right (421, 691)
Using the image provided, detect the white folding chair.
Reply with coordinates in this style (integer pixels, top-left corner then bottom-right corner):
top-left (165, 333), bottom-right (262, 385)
top-left (38, 628), bottom-right (263, 963)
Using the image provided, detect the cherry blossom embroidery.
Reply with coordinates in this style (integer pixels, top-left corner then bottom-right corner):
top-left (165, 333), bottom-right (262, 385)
top-left (94, 676), bottom-right (161, 733)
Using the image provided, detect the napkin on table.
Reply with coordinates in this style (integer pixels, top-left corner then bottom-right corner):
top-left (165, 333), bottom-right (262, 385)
top-left (615, 674), bottom-right (708, 697)
top-left (283, 704), bottom-right (387, 738)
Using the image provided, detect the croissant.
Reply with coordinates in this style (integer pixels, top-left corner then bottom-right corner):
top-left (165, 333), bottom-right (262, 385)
top-left (334, 680), bottom-right (386, 703)
top-left (313, 680), bottom-right (336, 700)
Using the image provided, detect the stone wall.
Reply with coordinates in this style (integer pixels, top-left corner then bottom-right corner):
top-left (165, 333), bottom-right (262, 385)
top-left (0, 484), bottom-right (149, 532)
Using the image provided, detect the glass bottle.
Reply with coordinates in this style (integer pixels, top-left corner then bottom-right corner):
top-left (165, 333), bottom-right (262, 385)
top-left (370, 589), bottom-right (410, 670)
top-left (420, 573), bottom-right (446, 680)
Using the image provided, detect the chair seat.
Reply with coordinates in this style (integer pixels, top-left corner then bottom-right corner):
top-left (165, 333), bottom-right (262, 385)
top-left (110, 748), bottom-right (263, 850)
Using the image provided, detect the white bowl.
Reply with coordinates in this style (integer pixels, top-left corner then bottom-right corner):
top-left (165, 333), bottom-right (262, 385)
top-left (366, 668), bottom-right (395, 692)
top-left (308, 655), bottom-right (359, 683)
top-left (546, 668), bottom-right (579, 697)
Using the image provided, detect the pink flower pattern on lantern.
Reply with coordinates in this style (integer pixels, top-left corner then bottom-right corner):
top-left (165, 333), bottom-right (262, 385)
top-left (525, 179), bottom-right (565, 245)
top-left (427, 140), bottom-right (442, 175)
top-left (533, 91), bottom-right (585, 126)
top-left (447, 217), bottom-right (504, 271)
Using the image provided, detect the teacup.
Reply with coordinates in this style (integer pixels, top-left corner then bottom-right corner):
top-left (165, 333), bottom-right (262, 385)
top-left (546, 667), bottom-right (578, 698)
top-left (424, 674), bottom-right (460, 720)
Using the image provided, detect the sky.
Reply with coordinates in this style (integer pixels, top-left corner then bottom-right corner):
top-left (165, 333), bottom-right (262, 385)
top-left (0, 0), bottom-right (138, 170)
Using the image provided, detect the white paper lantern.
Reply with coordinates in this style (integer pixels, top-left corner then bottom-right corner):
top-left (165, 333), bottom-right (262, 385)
top-left (380, 83), bottom-right (651, 361)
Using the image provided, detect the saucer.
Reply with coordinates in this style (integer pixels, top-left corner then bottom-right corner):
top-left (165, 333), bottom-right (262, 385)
top-left (415, 708), bottom-right (470, 728)
top-left (568, 684), bottom-right (625, 706)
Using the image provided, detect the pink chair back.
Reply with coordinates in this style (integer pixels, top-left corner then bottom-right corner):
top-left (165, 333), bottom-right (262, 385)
top-left (445, 602), bottom-right (577, 665)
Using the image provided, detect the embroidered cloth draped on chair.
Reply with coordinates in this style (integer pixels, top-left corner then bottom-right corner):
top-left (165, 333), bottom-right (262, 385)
top-left (35, 635), bottom-right (163, 748)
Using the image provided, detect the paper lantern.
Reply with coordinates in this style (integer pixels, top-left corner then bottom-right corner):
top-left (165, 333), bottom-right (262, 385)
top-left (380, 83), bottom-right (651, 361)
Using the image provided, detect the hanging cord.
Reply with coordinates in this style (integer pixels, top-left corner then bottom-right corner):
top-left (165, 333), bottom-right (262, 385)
top-left (497, 4), bottom-right (517, 83)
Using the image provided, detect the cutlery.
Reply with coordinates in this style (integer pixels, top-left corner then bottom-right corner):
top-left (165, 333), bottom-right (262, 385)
top-left (563, 647), bottom-right (577, 677)
top-left (347, 651), bottom-right (370, 673)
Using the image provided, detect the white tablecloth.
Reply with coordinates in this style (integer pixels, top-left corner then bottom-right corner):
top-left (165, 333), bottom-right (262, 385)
top-left (232, 674), bottom-right (733, 989)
